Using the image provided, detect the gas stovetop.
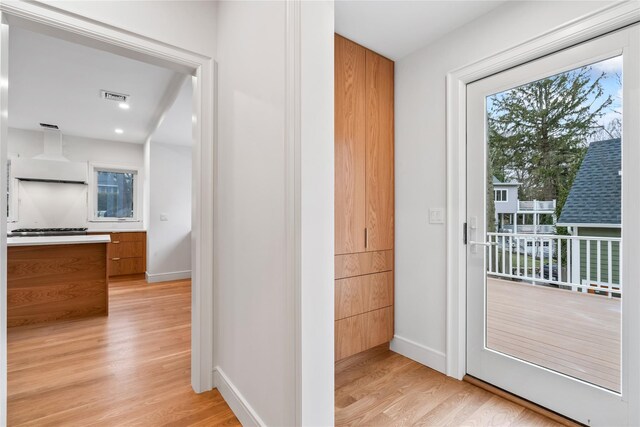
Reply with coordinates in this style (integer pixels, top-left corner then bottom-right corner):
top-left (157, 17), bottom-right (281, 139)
top-left (8, 228), bottom-right (88, 237)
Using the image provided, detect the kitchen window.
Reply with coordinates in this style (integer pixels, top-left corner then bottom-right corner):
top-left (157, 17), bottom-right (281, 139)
top-left (90, 164), bottom-right (141, 221)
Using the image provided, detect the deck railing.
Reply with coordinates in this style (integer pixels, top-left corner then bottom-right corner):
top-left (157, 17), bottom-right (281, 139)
top-left (501, 224), bottom-right (556, 234)
top-left (518, 200), bottom-right (556, 212)
top-left (485, 232), bottom-right (622, 297)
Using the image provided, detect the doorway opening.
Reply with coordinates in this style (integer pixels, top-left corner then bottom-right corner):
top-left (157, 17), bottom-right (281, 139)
top-left (0, 6), bottom-right (216, 423)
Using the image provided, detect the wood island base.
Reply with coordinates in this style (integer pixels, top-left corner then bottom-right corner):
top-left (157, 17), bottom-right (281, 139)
top-left (7, 242), bottom-right (109, 327)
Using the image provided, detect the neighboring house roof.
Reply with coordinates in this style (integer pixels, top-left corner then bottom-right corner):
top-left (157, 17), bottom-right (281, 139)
top-left (492, 176), bottom-right (520, 186)
top-left (558, 138), bottom-right (621, 227)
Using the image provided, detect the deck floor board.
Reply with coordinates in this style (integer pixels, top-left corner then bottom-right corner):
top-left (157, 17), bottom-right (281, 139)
top-left (487, 277), bottom-right (621, 392)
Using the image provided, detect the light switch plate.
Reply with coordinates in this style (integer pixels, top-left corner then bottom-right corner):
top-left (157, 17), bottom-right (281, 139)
top-left (429, 208), bottom-right (444, 224)
top-left (160, 213), bottom-right (169, 221)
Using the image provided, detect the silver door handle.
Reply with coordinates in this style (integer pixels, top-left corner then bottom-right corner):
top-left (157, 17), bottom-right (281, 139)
top-left (469, 241), bottom-right (496, 247)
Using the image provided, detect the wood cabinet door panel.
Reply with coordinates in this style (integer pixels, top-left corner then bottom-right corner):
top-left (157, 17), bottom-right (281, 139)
top-left (365, 306), bottom-right (394, 348)
top-left (335, 314), bottom-right (367, 360)
top-left (109, 257), bottom-right (144, 276)
top-left (335, 35), bottom-right (367, 255)
top-left (335, 271), bottom-right (393, 320)
top-left (335, 306), bottom-right (394, 361)
top-left (365, 50), bottom-right (394, 251)
top-left (335, 250), bottom-right (393, 279)
top-left (108, 232), bottom-right (146, 243)
top-left (109, 241), bottom-right (144, 259)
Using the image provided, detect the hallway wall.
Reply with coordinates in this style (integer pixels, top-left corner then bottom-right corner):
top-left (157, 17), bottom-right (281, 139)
top-left (215, 1), bottom-right (334, 425)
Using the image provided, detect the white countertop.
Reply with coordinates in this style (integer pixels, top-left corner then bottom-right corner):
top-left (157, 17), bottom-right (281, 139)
top-left (7, 235), bottom-right (112, 247)
top-left (87, 229), bottom-right (146, 233)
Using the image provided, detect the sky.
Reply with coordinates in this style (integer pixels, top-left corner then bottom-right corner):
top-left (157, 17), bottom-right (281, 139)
top-left (487, 54), bottom-right (623, 134)
top-left (588, 55), bottom-right (622, 130)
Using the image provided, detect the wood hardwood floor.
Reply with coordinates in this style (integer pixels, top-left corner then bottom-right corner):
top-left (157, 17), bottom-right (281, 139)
top-left (335, 345), bottom-right (565, 426)
top-left (7, 279), bottom-right (240, 426)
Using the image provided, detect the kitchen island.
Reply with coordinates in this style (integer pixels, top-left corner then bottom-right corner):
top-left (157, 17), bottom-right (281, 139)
top-left (7, 235), bottom-right (111, 327)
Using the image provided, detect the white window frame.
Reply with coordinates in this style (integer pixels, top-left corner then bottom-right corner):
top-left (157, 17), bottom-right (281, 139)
top-left (494, 189), bottom-right (508, 202)
top-left (88, 162), bottom-right (142, 222)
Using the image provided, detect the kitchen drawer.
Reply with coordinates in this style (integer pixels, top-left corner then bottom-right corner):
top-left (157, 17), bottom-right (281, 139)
top-left (108, 232), bottom-right (146, 243)
top-left (109, 241), bottom-right (144, 259)
top-left (109, 257), bottom-right (145, 276)
top-left (335, 271), bottom-right (393, 320)
top-left (335, 306), bottom-right (393, 361)
top-left (335, 250), bottom-right (393, 279)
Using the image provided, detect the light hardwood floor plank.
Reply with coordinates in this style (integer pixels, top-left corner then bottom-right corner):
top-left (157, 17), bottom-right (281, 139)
top-left (7, 279), bottom-right (240, 427)
top-left (336, 346), bottom-right (567, 427)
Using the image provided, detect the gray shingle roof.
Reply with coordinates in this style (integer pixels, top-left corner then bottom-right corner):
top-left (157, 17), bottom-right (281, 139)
top-left (558, 138), bottom-right (621, 226)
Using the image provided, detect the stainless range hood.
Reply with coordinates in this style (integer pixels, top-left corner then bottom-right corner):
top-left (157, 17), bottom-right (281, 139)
top-left (12, 130), bottom-right (88, 184)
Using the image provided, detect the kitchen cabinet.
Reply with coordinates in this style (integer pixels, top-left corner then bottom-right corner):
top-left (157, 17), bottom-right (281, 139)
top-left (7, 238), bottom-right (109, 327)
top-left (89, 231), bottom-right (146, 278)
top-left (335, 34), bottom-right (394, 361)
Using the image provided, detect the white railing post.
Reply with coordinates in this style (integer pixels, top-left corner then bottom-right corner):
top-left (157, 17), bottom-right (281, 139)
top-left (488, 233), bottom-right (493, 274)
top-left (516, 237), bottom-right (521, 277)
top-left (558, 237), bottom-right (562, 283)
top-left (586, 240), bottom-right (591, 294)
top-left (502, 235), bottom-right (506, 275)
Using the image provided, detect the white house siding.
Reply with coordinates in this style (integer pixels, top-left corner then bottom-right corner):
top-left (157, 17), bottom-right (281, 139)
top-left (494, 185), bottom-right (519, 215)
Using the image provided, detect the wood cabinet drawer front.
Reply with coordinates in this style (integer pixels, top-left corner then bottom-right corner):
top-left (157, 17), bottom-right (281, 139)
top-left (335, 250), bottom-right (393, 279)
top-left (109, 241), bottom-right (144, 259)
top-left (335, 272), bottom-right (393, 320)
top-left (365, 306), bottom-right (394, 350)
top-left (108, 232), bottom-right (146, 243)
top-left (109, 257), bottom-right (145, 276)
top-left (335, 306), bottom-right (393, 361)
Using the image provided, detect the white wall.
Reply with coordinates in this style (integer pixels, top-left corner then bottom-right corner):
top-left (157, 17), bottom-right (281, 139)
top-left (300, 1), bottom-right (334, 425)
top-left (147, 142), bottom-right (192, 282)
top-left (7, 127), bottom-right (144, 231)
top-left (215, 2), bottom-right (292, 425)
top-left (393, 1), bottom-right (615, 372)
top-left (39, 1), bottom-right (217, 59)
top-left (215, 1), bottom-right (334, 425)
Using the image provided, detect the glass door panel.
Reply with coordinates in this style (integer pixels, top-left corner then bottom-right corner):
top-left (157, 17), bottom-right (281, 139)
top-left (486, 56), bottom-right (622, 393)
top-left (466, 25), bottom-right (640, 426)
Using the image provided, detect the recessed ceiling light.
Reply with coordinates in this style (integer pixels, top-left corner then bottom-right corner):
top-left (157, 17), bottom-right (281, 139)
top-left (118, 102), bottom-right (130, 110)
top-left (115, 128), bottom-right (124, 134)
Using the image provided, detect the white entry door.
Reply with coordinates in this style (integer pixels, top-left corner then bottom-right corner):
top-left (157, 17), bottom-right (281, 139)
top-left (466, 25), bottom-right (640, 426)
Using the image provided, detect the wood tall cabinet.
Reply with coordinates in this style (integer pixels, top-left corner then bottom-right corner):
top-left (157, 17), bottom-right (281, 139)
top-left (335, 34), bottom-right (394, 361)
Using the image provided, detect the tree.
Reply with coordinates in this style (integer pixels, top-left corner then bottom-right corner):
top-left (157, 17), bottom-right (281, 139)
top-left (488, 67), bottom-right (613, 219)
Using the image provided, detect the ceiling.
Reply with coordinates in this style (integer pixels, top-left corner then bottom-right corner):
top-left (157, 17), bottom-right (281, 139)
top-left (335, 0), bottom-right (508, 60)
top-left (8, 26), bottom-right (189, 144)
top-left (152, 78), bottom-right (193, 147)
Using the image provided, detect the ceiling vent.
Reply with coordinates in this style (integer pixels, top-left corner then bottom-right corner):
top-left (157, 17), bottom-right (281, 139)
top-left (100, 90), bottom-right (129, 103)
top-left (39, 123), bottom-right (59, 130)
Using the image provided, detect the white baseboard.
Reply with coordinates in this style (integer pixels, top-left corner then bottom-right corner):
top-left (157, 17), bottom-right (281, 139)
top-left (390, 334), bottom-right (447, 374)
top-left (145, 270), bottom-right (191, 283)
top-left (213, 367), bottom-right (265, 427)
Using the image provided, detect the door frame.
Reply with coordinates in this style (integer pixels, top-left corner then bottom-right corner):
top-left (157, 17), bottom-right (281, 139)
top-left (0, 0), bottom-right (217, 418)
top-left (445, 0), bottom-right (640, 382)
